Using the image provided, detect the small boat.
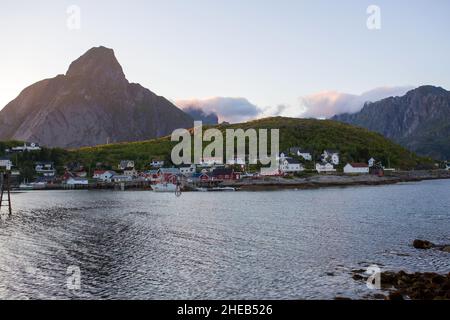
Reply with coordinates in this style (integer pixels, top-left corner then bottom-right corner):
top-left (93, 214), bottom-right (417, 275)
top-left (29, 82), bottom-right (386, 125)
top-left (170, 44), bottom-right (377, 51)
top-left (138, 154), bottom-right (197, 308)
top-left (195, 186), bottom-right (236, 192)
top-left (151, 183), bottom-right (178, 192)
top-left (210, 187), bottom-right (236, 192)
top-left (19, 183), bottom-right (34, 190)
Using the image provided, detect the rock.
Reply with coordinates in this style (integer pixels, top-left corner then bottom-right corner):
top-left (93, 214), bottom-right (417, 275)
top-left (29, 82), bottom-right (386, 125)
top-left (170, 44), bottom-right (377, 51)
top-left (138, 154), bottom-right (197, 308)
top-left (352, 274), bottom-right (364, 281)
top-left (413, 239), bottom-right (435, 249)
top-left (441, 246), bottom-right (450, 253)
top-left (431, 275), bottom-right (446, 285)
top-left (388, 292), bottom-right (404, 300)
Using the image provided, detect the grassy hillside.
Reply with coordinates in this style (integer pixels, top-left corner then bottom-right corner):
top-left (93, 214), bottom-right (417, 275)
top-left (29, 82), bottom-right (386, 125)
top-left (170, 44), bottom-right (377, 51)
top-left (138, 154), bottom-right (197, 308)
top-left (66, 117), bottom-right (432, 170)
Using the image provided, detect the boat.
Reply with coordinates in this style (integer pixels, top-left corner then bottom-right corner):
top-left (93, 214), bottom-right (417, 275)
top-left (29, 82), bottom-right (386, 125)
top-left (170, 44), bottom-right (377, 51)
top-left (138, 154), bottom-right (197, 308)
top-left (19, 183), bottom-right (34, 190)
top-left (210, 187), bottom-right (236, 192)
top-left (151, 182), bottom-right (178, 192)
top-left (19, 182), bottom-right (46, 190)
top-left (195, 186), bottom-right (236, 192)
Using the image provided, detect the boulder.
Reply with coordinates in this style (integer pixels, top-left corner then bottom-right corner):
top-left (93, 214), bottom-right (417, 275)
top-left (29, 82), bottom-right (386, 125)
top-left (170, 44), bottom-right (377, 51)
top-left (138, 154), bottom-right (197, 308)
top-left (441, 246), bottom-right (450, 253)
top-left (413, 239), bottom-right (435, 249)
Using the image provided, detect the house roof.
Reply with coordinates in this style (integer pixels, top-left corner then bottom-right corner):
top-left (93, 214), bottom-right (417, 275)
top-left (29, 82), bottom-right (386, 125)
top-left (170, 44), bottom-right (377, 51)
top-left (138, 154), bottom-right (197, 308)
top-left (348, 163), bottom-right (369, 168)
top-left (212, 168), bottom-right (233, 176)
top-left (179, 164), bottom-right (195, 168)
top-left (36, 161), bottom-right (54, 165)
top-left (285, 158), bottom-right (301, 164)
top-left (158, 168), bottom-right (180, 174)
top-left (324, 149), bottom-right (339, 154)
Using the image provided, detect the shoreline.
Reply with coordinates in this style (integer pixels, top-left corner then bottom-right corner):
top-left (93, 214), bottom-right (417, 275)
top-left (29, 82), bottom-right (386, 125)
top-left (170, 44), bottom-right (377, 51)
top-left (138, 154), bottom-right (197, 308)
top-left (11, 170), bottom-right (450, 192)
top-left (222, 170), bottom-right (450, 191)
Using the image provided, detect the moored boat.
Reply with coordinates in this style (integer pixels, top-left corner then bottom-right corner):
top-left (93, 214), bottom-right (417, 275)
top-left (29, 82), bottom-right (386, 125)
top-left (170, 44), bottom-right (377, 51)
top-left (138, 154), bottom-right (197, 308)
top-left (151, 183), bottom-right (178, 192)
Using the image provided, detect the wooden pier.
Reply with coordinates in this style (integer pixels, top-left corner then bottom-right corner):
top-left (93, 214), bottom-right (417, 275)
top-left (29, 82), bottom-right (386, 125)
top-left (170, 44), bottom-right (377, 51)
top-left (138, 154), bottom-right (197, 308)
top-left (0, 173), bottom-right (12, 215)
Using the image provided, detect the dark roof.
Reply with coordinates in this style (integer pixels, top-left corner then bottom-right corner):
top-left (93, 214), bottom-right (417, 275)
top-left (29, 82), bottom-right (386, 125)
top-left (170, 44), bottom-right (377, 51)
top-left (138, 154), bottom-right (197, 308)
top-left (348, 163), bottom-right (369, 168)
top-left (285, 158), bottom-right (301, 164)
top-left (212, 168), bottom-right (233, 176)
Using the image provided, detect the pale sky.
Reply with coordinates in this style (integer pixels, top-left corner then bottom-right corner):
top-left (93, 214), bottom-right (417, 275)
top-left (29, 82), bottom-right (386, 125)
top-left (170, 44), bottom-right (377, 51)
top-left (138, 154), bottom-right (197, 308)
top-left (1, 0), bottom-right (449, 116)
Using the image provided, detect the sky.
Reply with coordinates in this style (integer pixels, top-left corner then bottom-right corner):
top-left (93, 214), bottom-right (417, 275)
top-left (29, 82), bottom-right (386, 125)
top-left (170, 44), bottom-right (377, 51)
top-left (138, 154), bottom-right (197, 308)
top-left (1, 0), bottom-right (449, 121)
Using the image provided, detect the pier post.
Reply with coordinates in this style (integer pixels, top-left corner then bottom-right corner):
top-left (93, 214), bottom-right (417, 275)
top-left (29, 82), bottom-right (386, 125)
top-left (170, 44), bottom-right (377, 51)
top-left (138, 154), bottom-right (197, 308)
top-left (0, 172), bottom-right (12, 215)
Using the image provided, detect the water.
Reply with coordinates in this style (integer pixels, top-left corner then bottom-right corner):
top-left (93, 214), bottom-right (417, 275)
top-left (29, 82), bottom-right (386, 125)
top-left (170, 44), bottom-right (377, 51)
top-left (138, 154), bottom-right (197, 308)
top-left (0, 179), bottom-right (449, 300)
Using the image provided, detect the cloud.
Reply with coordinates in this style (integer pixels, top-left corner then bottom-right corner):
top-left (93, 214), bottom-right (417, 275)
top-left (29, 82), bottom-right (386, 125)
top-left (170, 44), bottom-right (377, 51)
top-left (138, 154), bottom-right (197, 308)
top-left (176, 97), bottom-right (263, 123)
top-left (176, 86), bottom-right (415, 124)
top-left (299, 86), bottom-right (414, 119)
top-left (262, 86), bottom-right (414, 119)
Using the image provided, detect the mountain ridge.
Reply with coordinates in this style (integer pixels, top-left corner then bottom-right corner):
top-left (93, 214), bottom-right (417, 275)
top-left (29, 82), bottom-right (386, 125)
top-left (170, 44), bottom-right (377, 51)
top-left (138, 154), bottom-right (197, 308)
top-left (332, 85), bottom-right (450, 160)
top-left (0, 46), bottom-right (193, 148)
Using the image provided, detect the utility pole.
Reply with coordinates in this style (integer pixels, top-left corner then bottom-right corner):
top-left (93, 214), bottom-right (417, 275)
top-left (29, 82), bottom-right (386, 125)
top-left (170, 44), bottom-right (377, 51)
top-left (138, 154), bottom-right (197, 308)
top-left (0, 171), bottom-right (12, 215)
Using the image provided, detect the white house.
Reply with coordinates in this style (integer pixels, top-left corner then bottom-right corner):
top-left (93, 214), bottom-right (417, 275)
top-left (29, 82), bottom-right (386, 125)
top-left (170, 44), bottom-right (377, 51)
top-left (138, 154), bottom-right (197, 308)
top-left (179, 164), bottom-right (196, 176)
top-left (322, 150), bottom-right (340, 165)
top-left (260, 168), bottom-right (281, 176)
top-left (316, 162), bottom-right (336, 173)
top-left (344, 163), bottom-right (370, 174)
top-left (279, 158), bottom-right (304, 173)
top-left (0, 157), bottom-right (13, 170)
top-left (289, 147), bottom-right (313, 161)
top-left (9, 142), bottom-right (41, 153)
top-left (150, 159), bottom-right (165, 168)
top-left (93, 170), bottom-right (116, 182)
top-left (124, 168), bottom-right (137, 177)
top-left (298, 150), bottom-right (313, 161)
top-left (65, 177), bottom-right (89, 185)
top-left (226, 157), bottom-right (246, 165)
top-left (200, 157), bottom-right (223, 167)
top-left (112, 175), bottom-right (132, 183)
top-left (118, 160), bottom-right (135, 170)
top-left (368, 158), bottom-right (376, 168)
top-left (35, 162), bottom-right (56, 177)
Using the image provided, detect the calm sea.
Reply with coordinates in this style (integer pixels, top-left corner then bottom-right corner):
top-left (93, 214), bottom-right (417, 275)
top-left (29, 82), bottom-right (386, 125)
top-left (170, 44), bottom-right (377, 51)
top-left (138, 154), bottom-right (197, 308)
top-left (0, 179), bottom-right (449, 299)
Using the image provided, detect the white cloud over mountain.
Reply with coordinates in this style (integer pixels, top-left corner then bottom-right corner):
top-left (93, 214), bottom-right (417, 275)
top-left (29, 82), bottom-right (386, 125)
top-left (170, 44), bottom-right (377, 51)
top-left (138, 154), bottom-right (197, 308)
top-left (176, 97), bottom-right (261, 123)
top-left (176, 86), bottom-right (414, 123)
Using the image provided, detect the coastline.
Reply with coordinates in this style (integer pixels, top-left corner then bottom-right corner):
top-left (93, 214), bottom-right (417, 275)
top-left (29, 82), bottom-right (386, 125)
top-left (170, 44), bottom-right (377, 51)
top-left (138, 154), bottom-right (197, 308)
top-left (11, 170), bottom-right (450, 192)
top-left (222, 170), bottom-right (450, 191)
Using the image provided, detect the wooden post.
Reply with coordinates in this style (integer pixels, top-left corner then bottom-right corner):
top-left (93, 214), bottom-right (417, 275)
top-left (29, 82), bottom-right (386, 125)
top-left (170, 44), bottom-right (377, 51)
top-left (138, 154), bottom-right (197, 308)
top-left (0, 172), bottom-right (12, 215)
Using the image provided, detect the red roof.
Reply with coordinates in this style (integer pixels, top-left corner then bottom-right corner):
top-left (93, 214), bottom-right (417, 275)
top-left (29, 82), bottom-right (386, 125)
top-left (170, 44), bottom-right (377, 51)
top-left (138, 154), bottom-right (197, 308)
top-left (349, 163), bottom-right (369, 168)
top-left (94, 170), bottom-right (106, 175)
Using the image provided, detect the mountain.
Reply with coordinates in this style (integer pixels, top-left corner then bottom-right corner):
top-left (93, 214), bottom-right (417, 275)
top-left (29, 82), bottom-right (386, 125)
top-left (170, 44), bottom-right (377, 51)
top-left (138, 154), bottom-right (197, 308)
top-left (0, 46), bottom-right (193, 148)
top-left (332, 86), bottom-right (450, 160)
top-left (67, 117), bottom-right (428, 170)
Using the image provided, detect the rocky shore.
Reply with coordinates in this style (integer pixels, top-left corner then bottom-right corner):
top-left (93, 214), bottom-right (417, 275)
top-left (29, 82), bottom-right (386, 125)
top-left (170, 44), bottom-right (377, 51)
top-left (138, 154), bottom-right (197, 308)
top-left (350, 239), bottom-right (450, 300)
top-left (222, 170), bottom-right (450, 191)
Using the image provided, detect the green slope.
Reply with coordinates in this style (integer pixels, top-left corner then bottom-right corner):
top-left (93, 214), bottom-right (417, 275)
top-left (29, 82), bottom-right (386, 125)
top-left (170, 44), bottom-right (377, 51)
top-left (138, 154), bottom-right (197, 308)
top-left (66, 117), bottom-right (432, 170)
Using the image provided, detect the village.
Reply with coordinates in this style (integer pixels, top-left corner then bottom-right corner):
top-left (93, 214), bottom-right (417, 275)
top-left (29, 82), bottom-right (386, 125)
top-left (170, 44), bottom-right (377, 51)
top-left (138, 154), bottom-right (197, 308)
top-left (2, 141), bottom-right (446, 192)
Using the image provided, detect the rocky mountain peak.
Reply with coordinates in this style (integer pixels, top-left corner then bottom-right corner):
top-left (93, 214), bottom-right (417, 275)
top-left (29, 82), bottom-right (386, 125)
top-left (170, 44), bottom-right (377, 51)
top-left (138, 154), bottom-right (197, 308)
top-left (0, 46), bottom-right (193, 148)
top-left (66, 46), bottom-right (127, 85)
